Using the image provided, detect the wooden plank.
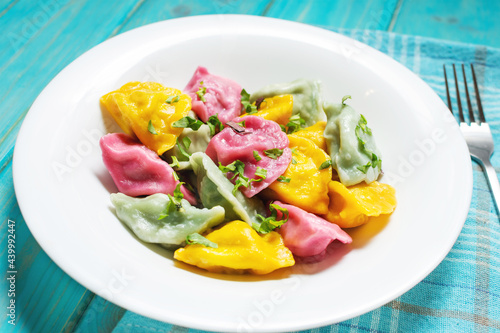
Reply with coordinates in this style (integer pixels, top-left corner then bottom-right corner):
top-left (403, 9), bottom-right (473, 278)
top-left (0, 0), bottom-right (143, 160)
top-left (72, 296), bottom-right (127, 333)
top-left (391, 0), bottom-right (500, 48)
top-left (264, 0), bottom-right (399, 30)
top-left (0, 0), bottom-right (17, 17)
top-left (114, 0), bottom-right (271, 34)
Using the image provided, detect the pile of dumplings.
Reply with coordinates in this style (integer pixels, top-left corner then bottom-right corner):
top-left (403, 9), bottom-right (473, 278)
top-left (99, 66), bottom-right (397, 275)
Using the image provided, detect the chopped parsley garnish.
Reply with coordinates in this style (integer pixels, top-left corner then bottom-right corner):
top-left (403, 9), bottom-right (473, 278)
top-left (358, 114), bottom-right (372, 135)
top-left (371, 152), bottom-right (382, 169)
top-left (264, 148), bottom-right (284, 159)
top-left (253, 150), bottom-right (262, 161)
top-left (241, 89), bottom-right (258, 114)
top-left (176, 137), bottom-right (192, 159)
top-left (172, 116), bottom-right (203, 131)
top-left (354, 114), bottom-right (381, 173)
top-left (253, 203), bottom-right (289, 234)
top-left (219, 160), bottom-right (249, 194)
top-left (357, 162), bottom-right (372, 174)
top-left (342, 95), bottom-right (351, 105)
top-left (319, 160), bottom-right (332, 170)
top-left (196, 82), bottom-right (206, 102)
top-left (186, 233), bottom-right (218, 248)
top-left (166, 95), bottom-right (180, 104)
top-left (277, 175), bottom-right (291, 183)
top-left (219, 161), bottom-right (267, 194)
top-left (169, 156), bottom-right (180, 168)
top-left (286, 114), bottom-right (306, 134)
top-left (292, 158), bottom-right (297, 165)
top-left (207, 114), bottom-right (223, 136)
top-left (158, 183), bottom-right (184, 219)
top-left (253, 167), bottom-right (267, 182)
top-left (147, 120), bottom-right (158, 135)
top-left (219, 160), bottom-right (245, 177)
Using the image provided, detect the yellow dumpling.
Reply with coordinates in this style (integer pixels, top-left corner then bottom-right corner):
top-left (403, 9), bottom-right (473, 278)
top-left (291, 121), bottom-right (327, 152)
top-left (249, 95), bottom-right (293, 126)
top-left (101, 81), bottom-right (191, 155)
top-left (323, 181), bottom-right (397, 228)
top-left (263, 135), bottom-right (332, 215)
top-left (174, 221), bottom-right (295, 275)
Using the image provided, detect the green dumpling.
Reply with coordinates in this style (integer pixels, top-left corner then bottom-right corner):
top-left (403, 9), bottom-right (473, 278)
top-left (250, 78), bottom-right (325, 127)
top-left (164, 123), bottom-right (212, 170)
top-left (323, 101), bottom-right (382, 186)
top-left (189, 152), bottom-right (266, 226)
top-left (111, 193), bottom-right (225, 245)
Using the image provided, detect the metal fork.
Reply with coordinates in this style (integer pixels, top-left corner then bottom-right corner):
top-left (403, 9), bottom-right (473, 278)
top-left (444, 64), bottom-right (500, 214)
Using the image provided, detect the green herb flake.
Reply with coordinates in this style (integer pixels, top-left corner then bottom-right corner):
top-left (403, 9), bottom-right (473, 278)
top-left (286, 114), bottom-right (306, 134)
top-left (219, 161), bottom-right (267, 193)
top-left (358, 114), bottom-right (372, 135)
top-left (207, 114), bottom-right (223, 136)
top-left (291, 158), bottom-right (297, 165)
top-left (169, 156), bottom-right (180, 168)
top-left (357, 162), bottom-right (372, 174)
top-left (176, 137), bottom-right (192, 159)
top-left (196, 82), bottom-right (207, 102)
top-left (277, 175), bottom-right (291, 183)
top-left (354, 114), bottom-right (382, 173)
top-left (264, 148), bottom-right (284, 159)
top-left (240, 89), bottom-right (258, 114)
top-left (319, 160), bottom-right (332, 170)
top-left (172, 116), bottom-right (203, 131)
top-left (371, 152), bottom-right (382, 169)
top-left (253, 167), bottom-right (267, 182)
top-left (219, 160), bottom-right (249, 194)
top-left (342, 95), bottom-right (351, 105)
top-left (166, 95), bottom-right (180, 104)
top-left (253, 203), bottom-right (289, 234)
top-left (253, 151), bottom-right (262, 161)
top-left (147, 120), bottom-right (158, 135)
top-left (186, 233), bottom-right (218, 248)
top-left (158, 183), bottom-right (184, 219)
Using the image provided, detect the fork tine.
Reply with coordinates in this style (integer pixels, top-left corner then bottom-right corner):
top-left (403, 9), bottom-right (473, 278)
top-left (452, 64), bottom-right (465, 122)
top-left (471, 64), bottom-right (486, 123)
top-left (443, 65), bottom-right (453, 113)
top-left (462, 64), bottom-right (476, 123)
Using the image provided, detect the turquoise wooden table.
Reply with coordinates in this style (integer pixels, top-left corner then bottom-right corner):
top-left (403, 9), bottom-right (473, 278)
top-left (2, 1), bottom-right (500, 332)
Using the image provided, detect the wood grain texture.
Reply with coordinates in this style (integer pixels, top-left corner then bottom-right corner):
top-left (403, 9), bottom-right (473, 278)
top-left (1, 0), bottom-right (500, 332)
top-left (264, 0), bottom-right (399, 30)
top-left (391, 0), bottom-right (500, 47)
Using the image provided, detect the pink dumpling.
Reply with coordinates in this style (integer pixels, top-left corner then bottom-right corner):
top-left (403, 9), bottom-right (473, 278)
top-left (100, 133), bottom-right (196, 204)
top-left (183, 66), bottom-right (242, 124)
top-left (274, 201), bottom-right (352, 257)
top-left (205, 116), bottom-right (291, 197)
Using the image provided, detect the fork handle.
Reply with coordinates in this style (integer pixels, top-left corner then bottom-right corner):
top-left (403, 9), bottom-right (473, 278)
top-left (475, 157), bottom-right (500, 214)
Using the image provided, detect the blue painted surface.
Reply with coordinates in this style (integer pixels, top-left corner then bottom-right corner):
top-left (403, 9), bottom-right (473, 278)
top-left (1, 0), bottom-right (499, 331)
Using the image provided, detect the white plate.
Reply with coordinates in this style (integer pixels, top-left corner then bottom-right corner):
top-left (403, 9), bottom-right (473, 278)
top-left (13, 15), bottom-right (472, 332)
